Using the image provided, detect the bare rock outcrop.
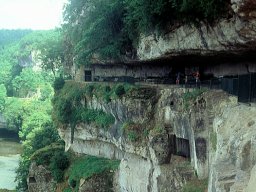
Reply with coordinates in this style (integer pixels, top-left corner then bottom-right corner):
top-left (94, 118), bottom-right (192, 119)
top-left (137, 0), bottom-right (256, 60)
top-left (209, 103), bottom-right (256, 192)
top-left (27, 162), bottom-right (56, 192)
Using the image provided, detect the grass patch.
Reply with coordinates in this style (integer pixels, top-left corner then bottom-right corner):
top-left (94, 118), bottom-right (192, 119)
top-left (183, 178), bottom-right (208, 192)
top-left (81, 109), bottom-right (115, 129)
top-left (150, 125), bottom-right (165, 136)
top-left (122, 121), bottom-right (149, 142)
top-left (67, 155), bottom-right (120, 191)
top-left (182, 88), bottom-right (207, 110)
top-left (63, 188), bottom-right (72, 192)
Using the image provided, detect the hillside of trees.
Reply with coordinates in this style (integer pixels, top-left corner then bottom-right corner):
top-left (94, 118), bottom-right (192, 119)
top-left (0, 29), bottom-right (66, 190)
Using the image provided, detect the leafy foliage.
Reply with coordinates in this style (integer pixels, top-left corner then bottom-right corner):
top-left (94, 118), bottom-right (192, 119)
top-left (16, 124), bottom-right (61, 190)
top-left (63, 0), bottom-right (126, 65)
top-left (0, 30), bottom-right (65, 191)
top-left (36, 30), bottom-right (65, 77)
top-left (114, 84), bottom-right (126, 97)
top-left (0, 84), bottom-right (7, 112)
top-left (182, 178), bottom-right (208, 192)
top-left (12, 68), bottom-right (41, 97)
top-left (53, 76), bottom-right (65, 91)
top-left (52, 81), bottom-right (116, 131)
top-left (0, 29), bottom-right (32, 46)
top-left (49, 151), bottom-right (70, 182)
top-left (81, 109), bottom-right (115, 129)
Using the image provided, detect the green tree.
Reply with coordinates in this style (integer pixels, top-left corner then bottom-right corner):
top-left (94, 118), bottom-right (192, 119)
top-left (63, 0), bottom-right (127, 65)
top-left (16, 123), bottom-right (60, 190)
top-left (0, 29), bottom-right (65, 191)
top-left (0, 29), bottom-right (32, 47)
top-left (0, 84), bottom-right (7, 112)
top-left (36, 30), bottom-right (64, 77)
top-left (3, 97), bottom-right (24, 132)
top-left (12, 68), bottom-right (41, 97)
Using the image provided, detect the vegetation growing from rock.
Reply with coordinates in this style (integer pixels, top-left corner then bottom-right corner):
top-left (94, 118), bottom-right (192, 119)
top-left (30, 142), bottom-right (69, 182)
top-left (16, 123), bottom-right (61, 190)
top-left (63, 0), bottom-right (229, 65)
top-left (52, 81), bottom-right (140, 142)
top-left (52, 81), bottom-right (134, 128)
top-left (182, 178), bottom-right (208, 192)
top-left (122, 121), bottom-right (149, 142)
top-left (65, 155), bottom-right (120, 191)
top-left (182, 88), bottom-right (207, 110)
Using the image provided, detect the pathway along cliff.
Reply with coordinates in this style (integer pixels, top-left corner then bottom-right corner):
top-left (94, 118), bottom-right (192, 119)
top-left (0, 129), bottom-right (22, 190)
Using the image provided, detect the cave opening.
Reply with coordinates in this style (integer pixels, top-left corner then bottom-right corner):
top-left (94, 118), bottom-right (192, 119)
top-left (170, 134), bottom-right (191, 159)
top-left (29, 177), bottom-right (36, 183)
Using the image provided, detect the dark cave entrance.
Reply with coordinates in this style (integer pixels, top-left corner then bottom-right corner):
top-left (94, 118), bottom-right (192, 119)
top-left (170, 135), bottom-right (190, 159)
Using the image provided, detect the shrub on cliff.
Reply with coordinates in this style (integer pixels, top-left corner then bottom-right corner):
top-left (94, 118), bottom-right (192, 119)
top-left (52, 81), bottom-right (133, 129)
top-left (81, 109), bottom-right (115, 129)
top-left (50, 151), bottom-right (70, 182)
top-left (114, 84), bottom-right (125, 97)
top-left (53, 76), bottom-right (65, 91)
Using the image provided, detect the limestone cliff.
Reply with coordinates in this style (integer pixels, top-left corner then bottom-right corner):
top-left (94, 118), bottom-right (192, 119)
top-left (56, 82), bottom-right (256, 192)
top-left (209, 103), bottom-right (256, 192)
top-left (137, 0), bottom-right (256, 60)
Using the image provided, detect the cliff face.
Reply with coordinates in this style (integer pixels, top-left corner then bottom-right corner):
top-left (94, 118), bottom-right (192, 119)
top-left (137, 0), bottom-right (256, 60)
top-left (209, 103), bottom-right (256, 192)
top-left (57, 83), bottom-right (256, 192)
top-left (52, 1), bottom-right (256, 191)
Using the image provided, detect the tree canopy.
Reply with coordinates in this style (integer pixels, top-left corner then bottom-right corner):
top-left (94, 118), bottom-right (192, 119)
top-left (0, 29), bottom-right (64, 190)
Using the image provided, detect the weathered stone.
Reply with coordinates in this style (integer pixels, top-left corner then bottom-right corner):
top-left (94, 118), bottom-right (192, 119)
top-left (27, 162), bottom-right (56, 192)
top-left (209, 103), bottom-right (256, 192)
top-left (137, 0), bottom-right (256, 61)
top-left (150, 134), bottom-right (171, 164)
top-left (79, 171), bottom-right (115, 192)
top-left (58, 85), bottom-right (256, 192)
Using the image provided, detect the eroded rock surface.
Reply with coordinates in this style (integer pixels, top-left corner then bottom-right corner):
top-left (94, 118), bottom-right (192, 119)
top-left (79, 171), bottom-right (115, 192)
top-left (137, 0), bottom-right (256, 60)
top-left (209, 103), bottom-right (256, 192)
top-left (27, 162), bottom-right (56, 192)
top-left (58, 85), bottom-right (256, 192)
